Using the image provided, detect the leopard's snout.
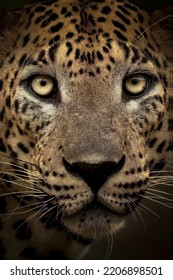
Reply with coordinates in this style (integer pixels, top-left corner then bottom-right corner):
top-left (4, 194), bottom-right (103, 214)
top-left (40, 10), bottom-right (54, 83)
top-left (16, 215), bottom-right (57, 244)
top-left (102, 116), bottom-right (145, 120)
top-left (63, 155), bottom-right (125, 193)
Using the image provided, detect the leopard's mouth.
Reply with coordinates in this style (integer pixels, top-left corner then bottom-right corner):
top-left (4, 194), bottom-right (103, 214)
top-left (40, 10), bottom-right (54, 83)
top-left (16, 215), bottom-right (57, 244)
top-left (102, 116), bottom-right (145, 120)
top-left (37, 193), bottom-right (143, 239)
top-left (35, 176), bottom-right (146, 238)
top-left (64, 196), bottom-right (140, 217)
top-left (38, 177), bottom-right (145, 216)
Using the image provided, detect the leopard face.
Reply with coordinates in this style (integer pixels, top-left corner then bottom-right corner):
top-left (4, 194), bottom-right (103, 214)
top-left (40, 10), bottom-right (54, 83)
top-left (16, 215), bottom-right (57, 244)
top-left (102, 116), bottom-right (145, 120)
top-left (0, 0), bottom-right (172, 258)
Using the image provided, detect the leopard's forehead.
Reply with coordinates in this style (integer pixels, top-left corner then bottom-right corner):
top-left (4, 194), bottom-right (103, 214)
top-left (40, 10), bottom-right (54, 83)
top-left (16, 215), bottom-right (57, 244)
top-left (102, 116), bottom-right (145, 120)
top-left (14, 0), bottom-right (148, 50)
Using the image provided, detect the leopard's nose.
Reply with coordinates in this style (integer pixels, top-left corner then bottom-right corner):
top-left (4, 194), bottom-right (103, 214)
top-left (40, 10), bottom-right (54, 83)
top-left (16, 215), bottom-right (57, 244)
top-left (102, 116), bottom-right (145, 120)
top-left (63, 155), bottom-right (125, 193)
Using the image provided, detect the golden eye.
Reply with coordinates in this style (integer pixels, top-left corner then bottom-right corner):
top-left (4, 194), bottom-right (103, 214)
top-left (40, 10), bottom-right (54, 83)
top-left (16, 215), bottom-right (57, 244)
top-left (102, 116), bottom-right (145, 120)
top-left (124, 74), bottom-right (151, 97)
top-left (29, 75), bottom-right (56, 98)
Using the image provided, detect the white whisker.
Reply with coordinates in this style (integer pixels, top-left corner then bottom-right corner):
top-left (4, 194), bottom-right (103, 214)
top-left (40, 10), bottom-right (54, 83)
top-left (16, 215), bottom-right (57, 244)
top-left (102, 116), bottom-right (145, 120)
top-left (139, 203), bottom-right (160, 218)
top-left (104, 233), bottom-right (114, 260)
top-left (135, 15), bottom-right (173, 42)
top-left (141, 195), bottom-right (173, 209)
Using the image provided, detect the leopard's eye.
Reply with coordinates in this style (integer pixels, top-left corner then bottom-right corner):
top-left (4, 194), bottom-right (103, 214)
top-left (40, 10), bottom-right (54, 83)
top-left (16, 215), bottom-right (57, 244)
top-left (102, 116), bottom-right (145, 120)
top-left (123, 74), bottom-right (152, 97)
top-left (28, 75), bottom-right (57, 98)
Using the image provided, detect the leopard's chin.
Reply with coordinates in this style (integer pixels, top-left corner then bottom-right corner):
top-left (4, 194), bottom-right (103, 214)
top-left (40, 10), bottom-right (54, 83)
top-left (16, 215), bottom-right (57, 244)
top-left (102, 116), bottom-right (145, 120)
top-left (62, 205), bottom-right (126, 239)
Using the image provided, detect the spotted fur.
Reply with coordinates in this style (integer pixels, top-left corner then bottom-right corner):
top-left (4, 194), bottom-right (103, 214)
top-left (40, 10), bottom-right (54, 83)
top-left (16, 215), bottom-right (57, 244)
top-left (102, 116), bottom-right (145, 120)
top-left (0, 0), bottom-right (172, 259)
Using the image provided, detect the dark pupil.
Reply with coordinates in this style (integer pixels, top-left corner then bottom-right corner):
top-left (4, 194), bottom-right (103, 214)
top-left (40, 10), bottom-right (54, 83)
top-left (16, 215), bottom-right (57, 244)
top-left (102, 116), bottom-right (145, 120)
top-left (40, 80), bottom-right (47, 86)
top-left (131, 78), bottom-right (139, 85)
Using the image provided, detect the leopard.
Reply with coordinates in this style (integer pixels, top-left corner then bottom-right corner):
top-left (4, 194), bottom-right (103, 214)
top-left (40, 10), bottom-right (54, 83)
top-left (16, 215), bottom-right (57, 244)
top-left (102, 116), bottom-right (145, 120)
top-left (0, 0), bottom-right (172, 260)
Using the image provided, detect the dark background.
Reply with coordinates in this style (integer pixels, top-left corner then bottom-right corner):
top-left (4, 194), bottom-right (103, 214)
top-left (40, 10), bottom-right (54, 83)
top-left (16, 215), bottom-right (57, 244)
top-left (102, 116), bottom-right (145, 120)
top-left (0, 0), bottom-right (173, 10)
top-left (0, 0), bottom-right (172, 260)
